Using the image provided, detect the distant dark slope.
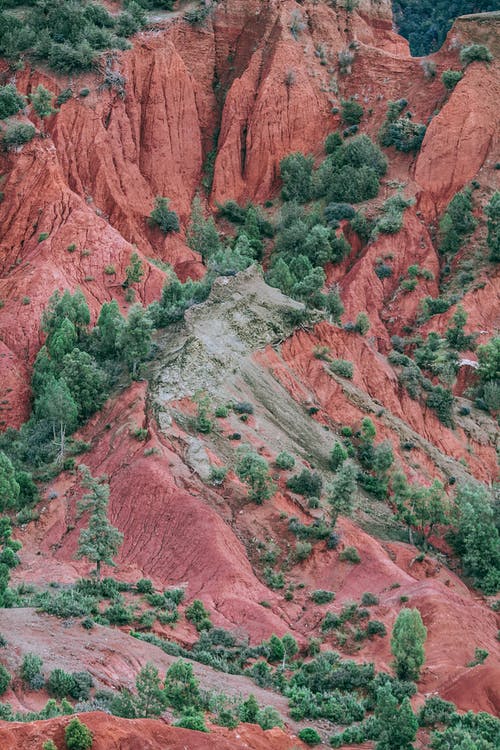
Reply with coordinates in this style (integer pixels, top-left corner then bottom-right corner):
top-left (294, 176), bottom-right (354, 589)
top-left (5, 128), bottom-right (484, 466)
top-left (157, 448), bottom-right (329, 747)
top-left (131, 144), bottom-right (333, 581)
top-left (392, 0), bottom-right (500, 55)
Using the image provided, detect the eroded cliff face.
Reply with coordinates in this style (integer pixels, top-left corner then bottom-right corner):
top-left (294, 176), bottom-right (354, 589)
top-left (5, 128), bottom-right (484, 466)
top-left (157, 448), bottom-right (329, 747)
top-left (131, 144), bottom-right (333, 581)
top-left (0, 0), bottom-right (499, 731)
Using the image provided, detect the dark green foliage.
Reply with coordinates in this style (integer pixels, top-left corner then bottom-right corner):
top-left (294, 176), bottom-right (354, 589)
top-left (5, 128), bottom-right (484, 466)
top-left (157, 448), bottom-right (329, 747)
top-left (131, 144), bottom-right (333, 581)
top-left (65, 717), bottom-right (93, 750)
top-left (460, 44), bottom-right (493, 66)
top-left (445, 305), bottom-right (476, 351)
top-left (0, 518), bottom-right (22, 607)
top-left (324, 202), bottom-right (355, 225)
top-left (325, 131), bottom-right (343, 154)
top-left (164, 659), bottom-right (200, 711)
top-left (341, 99), bottom-right (363, 125)
top-left (0, 452), bottom-right (19, 512)
top-left (327, 460), bottom-right (357, 528)
top-left (148, 197), bottom-right (179, 234)
top-left (286, 469), bottom-right (322, 498)
top-left (418, 696), bottom-right (456, 727)
top-left (380, 114), bottom-right (426, 153)
top-left (175, 710), bottom-right (208, 731)
top-left (441, 69), bottom-right (463, 91)
top-left (0, 663), bottom-right (11, 695)
top-left (280, 152), bottom-right (314, 203)
top-left (452, 483), bottom-right (500, 594)
top-left (117, 303), bottom-right (152, 379)
top-left (0, 0), bottom-right (145, 74)
top-left (425, 385), bottom-right (454, 427)
top-left (374, 684), bottom-right (417, 750)
top-left (185, 599), bottom-right (211, 632)
top-left (2, 122), bottom-right (36, 149)
top-left (298, 727), bottom-right (321, 745)
top-left (310, 589), bottom-right (335, 604)
top-left (391, 608), bottom-right (427, 681)
top-left (134, 662), bottom-right (167, 717)
top-left (374, 194), bottom-right (413, 235)
top-left (48, 669), bottom-right (92, 700)
top-left (485, 191), bottom-right (500, 262)
top-left (239, 694), bottom-right (259, 722)
top-left (330, 442), bottom-right (347, 471)
top-left (0, 84), bottom-right (26, 119)
top-left (256, 706), bottom-right (283, 730)
top-left (361, 592), bottom-right (379, 606)
top-left (21, 652), bottom-right (44, 688)
top-left (236, 448), bottom-right (274, 504)
top-left (339, 546), bottom-right (361, 563)
top-left (439, 188), bottom-right (476, 255)
top-left (329, 358), bottom-right (354, 378)
top-left (392, 1), bottom-right (498, 56)
top-left (275, 451), bottom-right (295, 470)
top-left (150, 272), bottom-right (212, 327)
top-left (76, 465), bottom-right (123, 580)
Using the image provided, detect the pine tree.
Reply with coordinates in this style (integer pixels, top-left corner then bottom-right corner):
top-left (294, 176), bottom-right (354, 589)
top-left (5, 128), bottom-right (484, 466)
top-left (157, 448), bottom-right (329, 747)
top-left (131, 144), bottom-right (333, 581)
top-left (34, 377), bottom-right (78, 462)
top-left (485, 191), bottom-right (500, 262)
top-left (93, 300), bottom-right (124, 360)
top-left (76, 465), bottom-right (123, 580)
top-left (134, 663), bottom-right (167, 718)
top-left (265, 258), bottom-right (295, 296)
top-left (117, 304), bottom-right (152, 378)
top-left (163, 660), bottom-right (200, 712)
top-left (60, 348), bottom-right (108, 421)
top-left (236, 448), bottom-right (274, 504)
top-left (375, 684), bottom-right (417, 750)
top-left (0, 517), bottom-right (22, 607)
top-left (47, 317), bottom-right (77, 363)
top-left (187, 195), bottom-right (221, 260)
top-left (42, 289), bottom-right (90, 342)
top-left (326, 459), bottom-right (357, 528)
top-left (0, 451), bottom-right (20, 512)
top-left (124, 251), bottom-right (144, 288)
top-left (391, 608), bottom-right (427, 681)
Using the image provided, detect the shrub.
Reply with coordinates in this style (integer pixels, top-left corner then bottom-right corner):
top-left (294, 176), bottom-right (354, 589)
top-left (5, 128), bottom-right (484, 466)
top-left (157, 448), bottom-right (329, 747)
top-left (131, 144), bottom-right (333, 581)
top-left (185, 599), bottom-right (211, 632)
top-left (136, 578), bottom-right (154, 594)
top-left (214, 405), bottom-right (229, 418)
top-left (275, 452), bottom-right (295, 470)
top-left (366, 620), bottom-right (387, 637)
top-left (354, 312), bottom-right (370, 335)
top-left (460, 44), bottom-right (493, 67)
top-left (375, 263), bottom-right (393, 278)
top-left (298, 727), bottom-right (321, 745)
top-left (256, 706), bottom-right (283, 730)
top-left (361, 592), bottom-right (379, 606)
top-left (42, 742), bottom-right (58, 750)
top-left (341, 99), bottom-right (363, 125)
top-left (175, 710), bottom-right (208, 732)
top-left (0, 84), bottom-right (26, 119)
top-left (233, 401), bottom-right (254, 415)
top-left (441, 69), bottom-right (463, 91)
top-left (418, 695), bottom-right (456, 727)
top-left (380, 116), bottom-right (426, 153)
top-left (324, 202), bottom-right (355, 225)
top-left (286, 469), bottom-right (322, 497)
top-left (209, 465), bottom-right (227, 485)
top-left (280, 152), bottom-right (313, 203)
top-left (0, 664), bottom-right (11, 695)
top-left (2, 122), bottom-right (36, 149)
top-left (339, 546), bottom-right (360, 563)
top-left (325, 131), bottom-right (343, 154)
top-left (21, 653), bottom-right (44, 688)
top-left (329, 358), bottom-right (354, 378)
top-left (164, 587), bottom-right (185, 605)
top-left (148, 196), bottom-right (179, 234)
top-left (65, 718), bottom-right (93, 750)
top-left (295, 541), bottom-right (313, 561)
top-left (310, 589), bottom-right (335, 604)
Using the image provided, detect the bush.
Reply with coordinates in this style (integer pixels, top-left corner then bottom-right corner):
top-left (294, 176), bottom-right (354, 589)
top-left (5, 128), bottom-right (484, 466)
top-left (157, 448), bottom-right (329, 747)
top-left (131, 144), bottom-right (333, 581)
top-left (175, 710), bottom-right (208, 732)
top-left (339, 546), bottom-right (360, 563)
top-left (148, 196), bottom-right (179, 234)
top-left (0, 84), bottom-right (26, 119)
top-left (21, 653), bottom-right (44, 688)
top-left (380, 116), bottom-right (426, 153)
top-left (2, 122), bottom-right (36, 149)
top-left (329, 358), bottom-right (354, 379)
top-left (298, 727), bottom-right (322, 745)
top-left (233, 401), bottom-right (254, 415)
top-left (0, 664), bottom-right (11, 695)
top-left (65, 717), bottom-right (93, 750)
top-left (280, 152), bottom-right (313, 203)
top-left (256, 706), bottom-right (283, 730)
top-left (361, 592), bottom-right (379, 606)
top-left (186, 599), bottom-right (211, 632)
top-left (310, 589), bottom-right (335, 604)
top-left (366, 620), bottom-right (387, 637)
top-left (324, 202), bottom-right (355, 225)
top-left (136, 578), bottom-right (154, 594)
top-left (275, 451), bottom-right (295, 470)
top-left (441, 69), bottom-right (463, 91)
top-left (341, 99), bottom-right (363, 125)
top-left (325, 131), bottom-right (343, 154)
top-left (286, 469), bottom-right (322, 497)
top-left (460, 44), bottom-right (493, 67)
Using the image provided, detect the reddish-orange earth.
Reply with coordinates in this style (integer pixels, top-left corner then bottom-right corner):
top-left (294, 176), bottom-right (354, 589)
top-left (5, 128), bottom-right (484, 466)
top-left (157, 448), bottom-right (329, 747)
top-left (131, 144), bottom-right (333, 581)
top-left (0, 0), bottom-right (499, 745)
top-left (0, 713), bottom-right (305, 750)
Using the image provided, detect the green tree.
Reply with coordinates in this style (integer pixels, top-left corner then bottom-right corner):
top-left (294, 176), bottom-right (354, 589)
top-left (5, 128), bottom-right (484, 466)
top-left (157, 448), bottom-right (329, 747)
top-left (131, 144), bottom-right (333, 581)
top-left (239, 694), bottom-right (259, 722)
top-left (60, 349), bottom-right (108, 421)
top-left (148, 196), bottom-right (179, 234)
top-left (355, 311), bottom-right (370, 335)
top-left (34, 377), bottom-right (78, 462)
top-left (0, 452), bottom-right (20, 513)
top-left (330, 441), bottom-right (347, 471)
top-left (0, 84), bottom-right (26, 119)
top-left (281, 633), bottom-right (298, 668)
top-left (265, 258), bottom-right (295, 296)
top-left (135, 662), bottom-right (167, 718)
top-left (485, 191), bottom-right (500, 262)
top-left (0, 663), bottom-right (11, 695)
top-left (76, 465), bottom-right (123, 580)
top-left (280, 152), bottom-right (313, 203)
top-left (477, 337), bottom-right (499, 384)
top-left (187, 195), bottom-right (221, 260)
top-left (326, 459), bottom-right (357, 528)
top-left (30, 84), bottom-right (56, 129)
top-left (375, 684), bottom-right (417, 750)
top-left (453, 482), bottom-right (500, 594)
top-left (391, 608), bottom-right (427, 681)
top-left (163, 660), bottom-right (200, 712)
top-left (65, 717), bottom-right (93, 750)
top-left (21, 652), bottom-right (43, 687)
top-left (92, 300), bottom-right (124, 360)
top-left (236, 448), bottom-right (274, 504)
top-left (117, 303), bottom-right (152, 378)
top-left (42, 290), bottom-right (90, 343)
top-left (341, 99), bottom-right (363, 125)
top-left (48, 317), bottom-right (77, 363)
top-left (124, 251), bottom-right (144, 288)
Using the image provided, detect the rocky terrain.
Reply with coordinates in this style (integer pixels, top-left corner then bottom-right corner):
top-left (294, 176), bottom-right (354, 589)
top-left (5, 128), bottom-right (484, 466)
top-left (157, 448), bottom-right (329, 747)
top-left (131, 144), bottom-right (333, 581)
top-left (0, 0), bottom-right (498, 748)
